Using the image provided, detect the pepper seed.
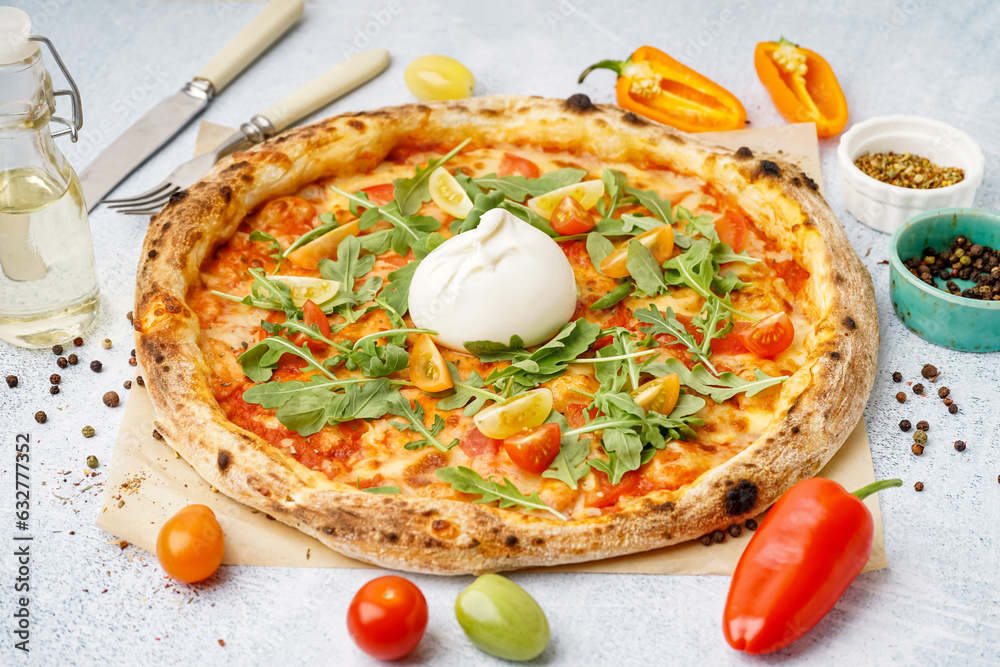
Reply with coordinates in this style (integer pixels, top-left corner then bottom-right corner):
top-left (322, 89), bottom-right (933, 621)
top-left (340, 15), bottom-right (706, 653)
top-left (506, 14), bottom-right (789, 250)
top-left (5, 375), bottom-right (17, 388)
top-left (89, 360), bottom-right (102, 372)
top-left (913, 383), bottom-right (925, 394)
top-left (130, 349), bottom-right (135, 357)
top-left (913, 430), bottom-right (928, 444)
top-left (948, 404), bottom-right (959, 414)
top-left (938, 386), bottom-right (950, 398)
top-left (56, 357), bottom-right (68, 369)
top-left (954, 440), bottom-right (966, 452)
top-left (151, 429), bottom-right (163, 440)
top-left (136, 375), bottom-right (144, 387)
top-left (921, 364), bottom-right (938, 379)
top-left (899, 419), bottom-right (912, 432)
top-left (86, 455), bottom-right (98, 469)
top-left (123, 380), bottom-right (132, 390)
top-left (699, 534), bottom-right (712, 546)
top-left (914, 481), bottom-right (924, 492)
top-left (73, 336), bottom-right (84, 347)
top-left (943, 397), bottom-right (954, 406)
top-left (916, 420), bottom-right (929, 431)
top-left (896, 392), bottom-right (907, 403)
top-left (67, 353), bottom-right (78, 365)
top-left (892, 371), bottom-right (902, 382)
top-left (727, 524), bottom-right (742, 538)
top-left (745, 518), bottom-right (758, 531)
top-left (102, 338), bottom-right (112, 349)
top-left (912, 443), bottom-right (925, 455)
top-left (82, 425), bottom-right (95, 438)
top-left (126, 311), bottom-right (133, 322)
top-left (49, 373), bottom-right (61, 385)
top-left (49, 385), bottom-right (59, 395)
top-left (34, 411), bottom-right (46, 423)
top-left (712, 530), bottom-right (726, 543)
top-left (52, 344), bottom-right (63, 355)
top-left (128, 357), bottom-right (137, 367)
top-left (103, 391), bottom-right (120, 408)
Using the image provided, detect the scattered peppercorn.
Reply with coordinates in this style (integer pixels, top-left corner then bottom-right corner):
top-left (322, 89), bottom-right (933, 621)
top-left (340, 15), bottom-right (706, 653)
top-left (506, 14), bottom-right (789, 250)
top-left (136, 375), bottom-right (144, 387)
top-left (82, 425), bottom-right (95, 438)
top-left (712, 530), bottom-right (726, 543)
top-left (948, 404), bottom-right (959, 414)
top-left (89, 360), bottom-right (102, 372)
top-left (56, 356), bottom-right (68, 369)
top-left (102, 338), bottom-right (112, 349)
top-left (103, 391), bottom-right (120, 408)
top-left (913, 383), bottom-right (925, 394)
top-left (954, 440), bottom-right (966, 452)
top-left (34, 411), bottom-right (46, 423)
top-left (943, 397), bottom-right (954, 406)
top-left (745, 518), bottom-right (758, 531)
top-left (916, 420), bottom-right (929, 431)
top-left (914, 481), bottom-right (924, 492)
top-left (49, 373), bottom-right (61, 385)
top-left (151, 429), bottom-right (163, 440)
top-left (49, 385), bottom-right (59, 395)
top-left (892, 371), bottom-right (902, 382)
top-left (921, 364), bottom-right (937, 379)
top-left (52, 344), bottom-right (63, 355)
top-left (123, 380), bottom-right (132, 390)
top-left (912, 443), bottom-right (924, 455)
top-left (899, 419), bottom-right (911, 431)
top-left (896, 392), bottom-right (907, 403)
top-left (67, 353), bottom-right (78, 365)
top-left (699, 534), bottom-right (712, 546)
top-left (727, 524), bottom-right (742, 538)
top-left (126, 311), bottom-right (134, 322)
top-left (130, 349), bottom-right (136, 357)
top-left (128, 357), bottom-right (137, 367)
top-left (86, 455), bottom-right (98, 469)
top-left (5, 375), bottom-right (16, 388)
top-left (913, 430), bottom-right (928, 444)
top-left (938, 386), bottom-right (950, 398)
top-left (73, 336), bottom-right (83, 347)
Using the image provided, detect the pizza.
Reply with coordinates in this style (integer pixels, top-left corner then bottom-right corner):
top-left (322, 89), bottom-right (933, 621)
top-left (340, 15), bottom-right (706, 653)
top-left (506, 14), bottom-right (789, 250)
top-left (134, 94), bottom-right (877, 574)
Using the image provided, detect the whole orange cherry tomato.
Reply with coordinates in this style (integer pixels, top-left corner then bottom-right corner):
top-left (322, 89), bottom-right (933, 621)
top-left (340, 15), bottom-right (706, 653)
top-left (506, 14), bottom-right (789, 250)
top-left (156, 504), bottom-right (225, 583)
top-left (347, 576), bottom-right (428, 660)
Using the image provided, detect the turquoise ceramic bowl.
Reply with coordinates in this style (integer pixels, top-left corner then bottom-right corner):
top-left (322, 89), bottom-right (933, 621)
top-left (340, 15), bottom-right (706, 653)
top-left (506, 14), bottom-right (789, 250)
top-left (890, 208), bottom-right (1000, 352)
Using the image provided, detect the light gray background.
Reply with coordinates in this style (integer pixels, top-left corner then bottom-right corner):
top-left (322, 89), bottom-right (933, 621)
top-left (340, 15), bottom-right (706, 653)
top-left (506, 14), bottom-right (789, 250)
top-left (1, 1), bottom-right (999, 665)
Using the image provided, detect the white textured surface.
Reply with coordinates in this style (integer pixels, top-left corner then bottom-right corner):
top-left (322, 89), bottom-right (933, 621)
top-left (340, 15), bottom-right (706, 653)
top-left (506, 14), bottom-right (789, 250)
top-left (1, 1), bottom-right (999, 664)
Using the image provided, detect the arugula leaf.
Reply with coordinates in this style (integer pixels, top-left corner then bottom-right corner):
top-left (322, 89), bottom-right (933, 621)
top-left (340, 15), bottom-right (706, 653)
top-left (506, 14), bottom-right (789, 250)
top-left (392, 138), bottom-right (471, 215)
top-left (463, 335), bottom-right (528, 360)
top-left (661, 238), bottom-right (754, 319)
top-left (590, 282), bottom-right (633, 310)
top-left (237, 336), bottom-right (334, 383)
top-left (499, 200), bottom-right (558, 237)
top-left (249, 230), bottom-right (282, 265)
top-left (362, 485), bottom-right (401, 494)
top-left (434, 363), bottom-right (498, 416)
top-left (541, 411), bottom-right (591, 489)
top-left (318, 235), bottom-right (383, 322)
top-left (594, 214), bottom-right (664, 237)
top-left (596, 427), bottom-right (643, 482)
top-left (586, 232), bottom-right (615, 273)
top-left (351, 337), bottom-right (409, 377)
top-left (690, 299), bottom-right (733, 364)
top-left (625, 186), bottom-right (674, 224)
top-left (626, 241), bottom-right (667, 296)
top-left (596, 168), bottom-right (629, 219)
top-left (634, 304), bottom-right (724, 375)
top-left (435, 467), bottom-right (567, 521)
top-left (647, 358), bottom-right (787, 403)
top-left (357, 228), bottom-right (394, 255)
top-left (389, 394), bottom-right (458, 452)
top-left (275, 216), bottom-right (341, 272)
top-left (212, 268), bottom-right (303, 317)
top-left (380, 260), bottom-right (419, 318)
top-left (472, 168), bottom-right (585, 201)
top-left (331, 186), bottom-right (442, 258)
top-left (453, 190), bottom-right (506, 234)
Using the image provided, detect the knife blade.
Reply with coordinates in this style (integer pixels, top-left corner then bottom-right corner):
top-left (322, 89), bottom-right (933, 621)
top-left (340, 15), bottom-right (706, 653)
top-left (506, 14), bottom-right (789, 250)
top-left (79, 0), bottom-right (304, 211)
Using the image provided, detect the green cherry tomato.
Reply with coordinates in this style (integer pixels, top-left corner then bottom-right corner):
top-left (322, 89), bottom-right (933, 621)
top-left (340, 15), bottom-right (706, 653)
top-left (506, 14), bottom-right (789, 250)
top-left (455, 574), bottom-right (550, 661)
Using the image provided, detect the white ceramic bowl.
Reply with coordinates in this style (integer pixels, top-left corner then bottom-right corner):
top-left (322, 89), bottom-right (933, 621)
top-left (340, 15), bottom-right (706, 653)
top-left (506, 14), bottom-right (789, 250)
top-left (837, 115), bottom-right (984, 234)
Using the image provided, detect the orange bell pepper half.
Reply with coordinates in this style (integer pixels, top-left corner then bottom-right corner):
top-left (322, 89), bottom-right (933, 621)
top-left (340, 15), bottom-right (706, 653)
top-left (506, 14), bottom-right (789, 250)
top-left (755, 38), bottom-right (849, 138)
top-left (579, 46), bottom-right (746, 133)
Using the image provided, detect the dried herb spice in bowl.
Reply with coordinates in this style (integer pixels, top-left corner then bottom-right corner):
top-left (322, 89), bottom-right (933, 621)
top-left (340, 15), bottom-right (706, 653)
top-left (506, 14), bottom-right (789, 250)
top-left (854, 152), bottom-right (964, 190)
top-left (890, 208), bottom-right (1000, 351)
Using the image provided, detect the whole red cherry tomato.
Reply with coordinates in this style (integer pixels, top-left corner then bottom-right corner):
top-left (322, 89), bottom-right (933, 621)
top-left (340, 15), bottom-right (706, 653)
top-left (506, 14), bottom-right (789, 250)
top-left (347, 576), bottom-right (428, 660)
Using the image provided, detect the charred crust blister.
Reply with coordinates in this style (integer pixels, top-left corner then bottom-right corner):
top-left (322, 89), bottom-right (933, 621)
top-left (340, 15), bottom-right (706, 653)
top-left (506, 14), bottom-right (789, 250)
top-left (829, 351), bottom-right (841, 359)
top-left (217, 449), bottom-right (231, 471)
top-left (346, 119), bottom-right (367, 132)
top-left (219, 186), bottom-right (232, 203)
top-left (755, 159), bottom-right (782, 179)
top-left (843, 316), bottom-right (857, 330)
top-left (147, 250), bottom-right (157, 259)
top-left (736, 146), bottom-right (754, 159)
top-left (565, 93), bottom-right (595, 112)
top-left (622, 111), bottom-right (647, 126)
top-left (505, 535), bottom-right (519, 546)
top-left (724, 479), bottom-right (758, 516)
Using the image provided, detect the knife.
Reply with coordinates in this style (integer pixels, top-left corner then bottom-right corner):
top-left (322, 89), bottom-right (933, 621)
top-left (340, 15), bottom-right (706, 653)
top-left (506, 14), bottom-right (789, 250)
top-left (79, 0), bottom-right (304, 211)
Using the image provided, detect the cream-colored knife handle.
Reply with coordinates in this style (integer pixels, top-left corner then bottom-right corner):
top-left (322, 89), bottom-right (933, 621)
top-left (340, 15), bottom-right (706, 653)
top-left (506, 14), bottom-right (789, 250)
top-left (195, 0), bottom-right (304, 93)
top-left (258, 49), bottom-right (391, 133)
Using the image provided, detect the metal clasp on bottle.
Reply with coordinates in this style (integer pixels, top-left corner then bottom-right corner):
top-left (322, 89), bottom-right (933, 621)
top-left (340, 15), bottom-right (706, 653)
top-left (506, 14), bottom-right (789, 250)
top-left (29, 35), bottom-right (83, 142)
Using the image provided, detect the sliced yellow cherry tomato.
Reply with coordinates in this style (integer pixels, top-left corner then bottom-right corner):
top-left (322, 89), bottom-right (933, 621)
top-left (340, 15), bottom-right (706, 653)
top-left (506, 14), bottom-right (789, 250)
top-left (410, 334), bottom-right (453, 393)
top-left (473, 388), bottom-right (553, 440)
top-left (429, 167), bottom-right (474, 219)
top-left (405, 55), bottom-right (475, 101)
top-left (527, 180), bottom-right (605, 220)
top-left (599, 225), bottom-right (675, 278)
top-left (629, 374), bottom-right (680, 415)
top-left (286, 219), bottom-right (361, 271)
top-left (267, 276), bottom-right (340, 307)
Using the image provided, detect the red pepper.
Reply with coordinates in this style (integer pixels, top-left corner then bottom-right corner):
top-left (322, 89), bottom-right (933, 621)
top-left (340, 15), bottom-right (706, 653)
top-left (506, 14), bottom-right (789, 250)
top-left (723, 477), bottom-right (902, 654)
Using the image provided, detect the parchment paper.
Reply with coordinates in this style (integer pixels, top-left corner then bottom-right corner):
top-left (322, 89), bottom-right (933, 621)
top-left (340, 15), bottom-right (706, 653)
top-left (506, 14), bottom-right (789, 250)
top-left (96, 121), bottom-right (886, 573)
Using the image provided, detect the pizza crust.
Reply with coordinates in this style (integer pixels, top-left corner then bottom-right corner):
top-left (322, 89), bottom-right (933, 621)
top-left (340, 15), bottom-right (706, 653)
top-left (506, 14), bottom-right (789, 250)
top-left (135, 95), bottom-right (878, 574)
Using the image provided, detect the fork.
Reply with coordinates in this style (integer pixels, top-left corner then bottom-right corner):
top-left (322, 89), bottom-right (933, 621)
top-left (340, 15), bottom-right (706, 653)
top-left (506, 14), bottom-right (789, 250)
top-left (106, 49), bottom-right (390, 215)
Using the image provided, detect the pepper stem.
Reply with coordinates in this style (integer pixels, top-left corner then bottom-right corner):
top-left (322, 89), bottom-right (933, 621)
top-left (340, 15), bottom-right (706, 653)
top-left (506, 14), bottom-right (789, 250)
top-left (777, 36), bottom-right (799, 48)
top-left (578, 59), bottom-right (626, 84)
top-left (852, 478), bottom-right (903, 500)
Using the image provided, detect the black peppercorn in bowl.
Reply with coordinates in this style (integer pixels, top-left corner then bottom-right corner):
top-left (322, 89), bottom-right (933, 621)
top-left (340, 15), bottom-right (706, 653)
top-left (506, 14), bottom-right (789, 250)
top-left (889, 208), bottom-right (1000, 351)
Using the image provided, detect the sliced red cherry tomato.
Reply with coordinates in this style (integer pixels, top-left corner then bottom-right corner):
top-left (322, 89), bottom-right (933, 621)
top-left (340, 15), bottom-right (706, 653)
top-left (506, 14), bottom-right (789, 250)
top-left (256, 196), bottom-right (316, 237)
top-left (710, 321), bottom-right (752, 356)
top-left (156, 504), bottom-right (225, 583)
top-left (298, 299), bottom-right (331, 352)
top-left (409, 334), bottom-right (453, 392)
top-left (361, 183), bottom-right (396, 206)
top-left (347, 576), bottom-right (428, 661)
top-left (550, 195), bottom-right (596, 236)
top-left (716, 210), bottom-right (748, 254)
top-left (498, 153), bottom-right (540, 179)
top-left (503, 423), bottom-right (561, 474)
top-left (585, 469), bottom-right (641, 508)
top-left (460, 428), bottom-right (503, 458)
top-left (773, 259), bottom-right (810, 294)
top-left (735, 312), bottom-right (795, 357)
